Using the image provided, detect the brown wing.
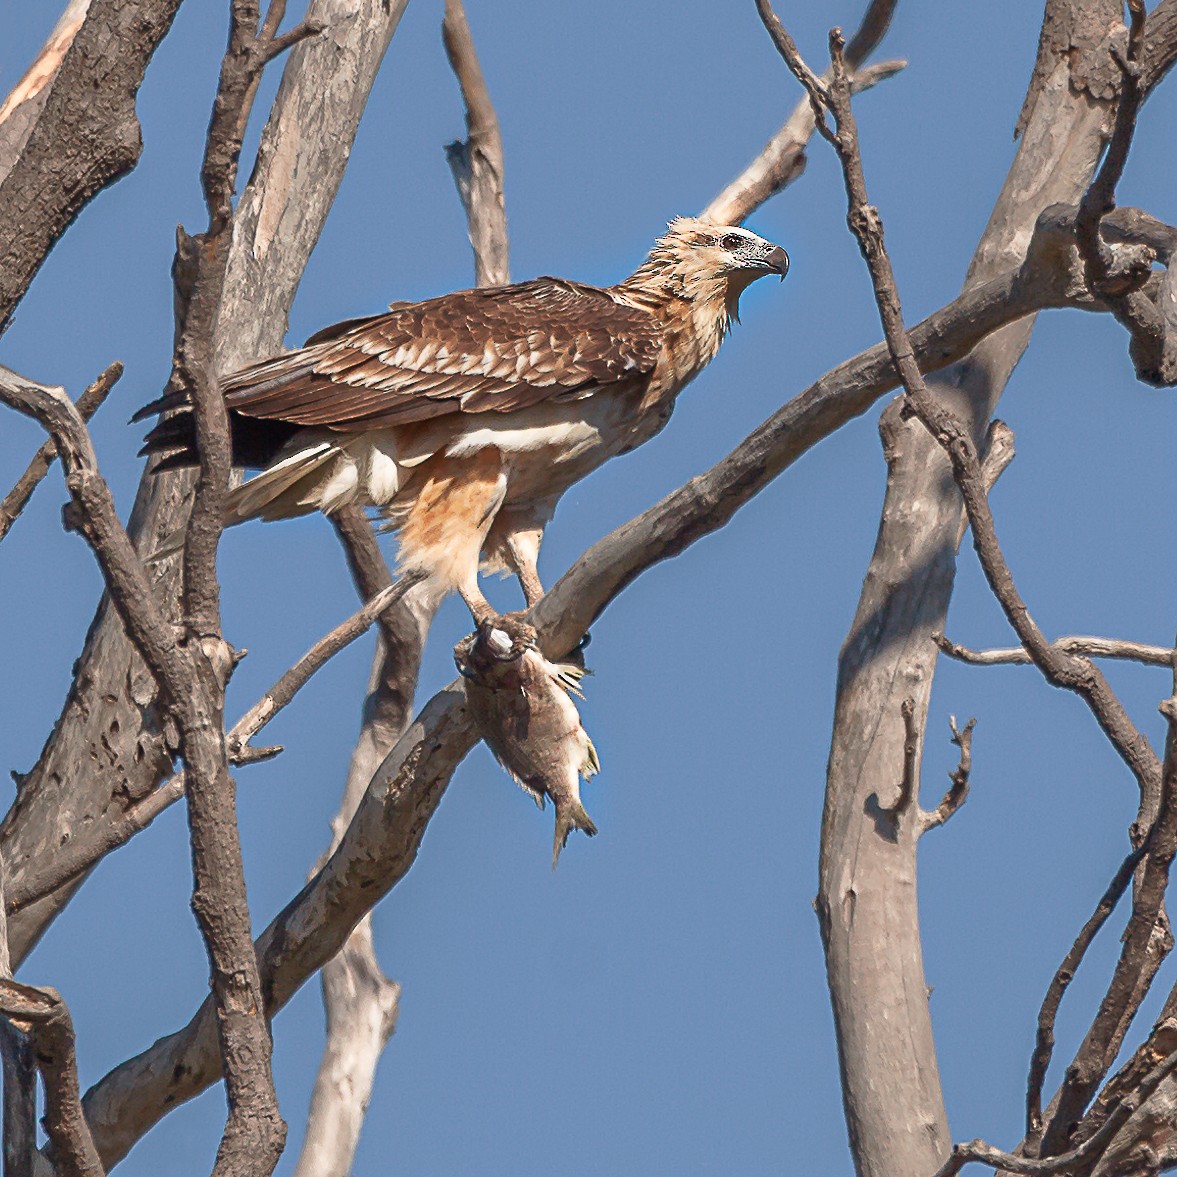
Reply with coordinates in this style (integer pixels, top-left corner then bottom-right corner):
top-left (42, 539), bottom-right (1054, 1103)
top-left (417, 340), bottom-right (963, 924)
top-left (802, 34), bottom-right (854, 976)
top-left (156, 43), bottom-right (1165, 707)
top-left (220, 278), bottom-right (662, 431)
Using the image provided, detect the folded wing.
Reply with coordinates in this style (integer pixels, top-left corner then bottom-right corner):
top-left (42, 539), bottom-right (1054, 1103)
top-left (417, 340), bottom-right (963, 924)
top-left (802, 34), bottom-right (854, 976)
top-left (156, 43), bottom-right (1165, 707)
top-left (213, 278), bottom-right (662, 431)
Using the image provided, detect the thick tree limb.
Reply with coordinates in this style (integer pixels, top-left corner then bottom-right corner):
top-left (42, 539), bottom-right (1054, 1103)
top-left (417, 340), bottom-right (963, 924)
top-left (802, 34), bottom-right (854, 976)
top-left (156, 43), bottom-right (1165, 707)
top-left (0, 0), bottom-right (185, 327)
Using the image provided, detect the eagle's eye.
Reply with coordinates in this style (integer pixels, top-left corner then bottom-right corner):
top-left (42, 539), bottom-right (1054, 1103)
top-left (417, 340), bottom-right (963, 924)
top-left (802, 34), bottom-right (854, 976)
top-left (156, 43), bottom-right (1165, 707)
top-left (719, 232), bottom-right (745, 251)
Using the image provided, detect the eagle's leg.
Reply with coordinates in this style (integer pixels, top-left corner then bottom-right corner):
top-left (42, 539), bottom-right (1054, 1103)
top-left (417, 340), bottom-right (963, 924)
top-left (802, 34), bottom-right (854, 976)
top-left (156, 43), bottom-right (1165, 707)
top-left (484, 508), bottom-right (549, 610)
top-left (504, 528), bottom-right (545, 609)
top-left (396, 449), bottom-right (507, 624)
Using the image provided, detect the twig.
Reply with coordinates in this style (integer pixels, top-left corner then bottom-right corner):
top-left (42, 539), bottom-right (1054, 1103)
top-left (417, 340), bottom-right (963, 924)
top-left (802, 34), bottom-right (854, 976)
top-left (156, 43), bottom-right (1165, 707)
top-left (0, 362), bottom-right (121, 545)
top-left (442, 0), bottom-right (509, 286)
top-left (228, 574), bottom-right (423, 760)
top-left (0, 363), bottom-right (190, 696)
top-left (879, 697), bottom-right (919, 820)
top-left (703, 58), bottom-right (904, 227)
top-left (919, 716), bottom-right (975, 834)
top-left (1025, 843), bottom-right (1146, 1146)
top-left (936, 633), bottom-right (1176, 669)
top-left (0, 980), bottom-right (102, 1177)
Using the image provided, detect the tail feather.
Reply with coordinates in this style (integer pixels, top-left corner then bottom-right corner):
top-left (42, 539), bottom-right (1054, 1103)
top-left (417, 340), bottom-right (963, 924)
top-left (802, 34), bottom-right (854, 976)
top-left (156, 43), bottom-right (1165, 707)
top-left (227, 442), bottom-right (336, 523)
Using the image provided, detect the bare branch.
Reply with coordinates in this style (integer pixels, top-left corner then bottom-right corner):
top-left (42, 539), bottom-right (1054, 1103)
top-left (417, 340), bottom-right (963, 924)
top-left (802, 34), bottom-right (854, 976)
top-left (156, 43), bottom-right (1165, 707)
top-left (0, 361), bottom-right (121, 545)
top-left (702, 58), bottom-right (904, 227)
top-left (443, 0), bottom-right (509, 286)
top-left (1025, 844), bottom-right (1145, 1147)
top-left (955, 419), bottom-right (1015, 549)
top-left (0, 0), bottom-right (185, 327)
top-left (0, 363), bottom-right (188, 696)
top-left (79, 684), bottom-right (476, 1172)
top-left (878, 697), bottom-right (919, 821)
top-left (0, 981), bottom-right (102, 1177)
top-left (228, 575), bottom-right (422, 760)
top-left (705, 0), bottom-right (902, 226)
top-left (918, 716), bottom-right (975, 834)
top-left (936, 634), bottom-right (1176, 669)
top-left (8, 579), bottom-right (412, 915)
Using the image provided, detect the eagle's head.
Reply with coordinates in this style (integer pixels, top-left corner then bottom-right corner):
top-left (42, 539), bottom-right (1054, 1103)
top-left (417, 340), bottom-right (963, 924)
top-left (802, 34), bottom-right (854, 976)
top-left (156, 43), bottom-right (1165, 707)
top-left (665, 218), bottom-right (790, 282)
top-left (622, 218), bottom-right (789, 317)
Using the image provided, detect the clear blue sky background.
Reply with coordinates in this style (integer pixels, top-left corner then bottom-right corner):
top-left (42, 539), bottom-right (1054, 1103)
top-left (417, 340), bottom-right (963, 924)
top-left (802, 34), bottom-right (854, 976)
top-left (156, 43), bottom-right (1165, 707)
top-left (3, 1), bottom-right (1177, 1173)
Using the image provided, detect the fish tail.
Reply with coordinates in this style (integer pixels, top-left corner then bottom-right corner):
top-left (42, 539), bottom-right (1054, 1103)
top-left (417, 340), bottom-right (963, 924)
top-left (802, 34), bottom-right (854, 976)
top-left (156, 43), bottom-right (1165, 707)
top-left (552, 800), bottom-right (598, 870)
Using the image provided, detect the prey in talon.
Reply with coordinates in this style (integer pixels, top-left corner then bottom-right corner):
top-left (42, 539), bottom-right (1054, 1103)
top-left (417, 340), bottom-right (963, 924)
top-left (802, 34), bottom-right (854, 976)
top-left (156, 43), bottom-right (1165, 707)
top-left (455, 621), bottom-right (600, 868)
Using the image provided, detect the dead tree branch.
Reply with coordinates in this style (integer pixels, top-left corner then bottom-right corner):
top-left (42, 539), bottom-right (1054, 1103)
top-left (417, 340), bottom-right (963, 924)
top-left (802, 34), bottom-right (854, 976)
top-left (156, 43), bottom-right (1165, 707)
top-left (918, 717), bottom-right (975, 835)
top-left (936, 635), bottom-right (1176, 669)
top-left (0, 0), bottom-right (406, 976)
top-left (5, 578), bottom-right (415, 917)
top-left (776, 13), bottom-right (1176, 1168)
top-left (1025, 845), bottom-right (1146, 1147)
top-left (0, 0), bottom-right (185, 328)
top-left (0, 981), bottom-right (102, 1177)
top-left (0, 361), bottom-right (121, 545)
top-left (705, 0), bottom-right (902, 225)
top-left (443, 0), bottom-right (509, 287)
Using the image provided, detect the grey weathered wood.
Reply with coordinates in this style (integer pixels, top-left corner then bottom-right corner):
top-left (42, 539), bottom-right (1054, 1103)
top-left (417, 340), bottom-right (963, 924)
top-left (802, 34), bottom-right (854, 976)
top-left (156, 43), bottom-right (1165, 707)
top-left (0, 0), bottom-right (406, 967)
top-left (292, 532), bottom-right (432, 1177)
top-left (812, 4), bottom-right (1156, 1176)
top-left (0, 0), bottom-right (184, 326)
top-left (79, 684), bottom-right (475, 1171)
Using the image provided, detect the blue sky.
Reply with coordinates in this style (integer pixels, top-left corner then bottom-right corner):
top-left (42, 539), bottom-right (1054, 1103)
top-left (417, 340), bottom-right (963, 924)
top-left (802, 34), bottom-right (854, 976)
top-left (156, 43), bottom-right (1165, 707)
top-left (3, 1), bottom-right (1177, 1173)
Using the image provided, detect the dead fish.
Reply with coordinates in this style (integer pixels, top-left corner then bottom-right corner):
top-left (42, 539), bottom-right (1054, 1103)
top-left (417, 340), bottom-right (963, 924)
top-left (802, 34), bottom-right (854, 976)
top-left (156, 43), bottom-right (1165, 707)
top-left (455, 618), bottom-right (600, 868)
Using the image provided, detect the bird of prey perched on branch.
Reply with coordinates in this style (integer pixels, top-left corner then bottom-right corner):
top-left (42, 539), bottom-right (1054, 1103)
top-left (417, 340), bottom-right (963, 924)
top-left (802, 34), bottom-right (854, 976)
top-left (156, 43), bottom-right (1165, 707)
top-left (140, 218), bottom-right (788, 622)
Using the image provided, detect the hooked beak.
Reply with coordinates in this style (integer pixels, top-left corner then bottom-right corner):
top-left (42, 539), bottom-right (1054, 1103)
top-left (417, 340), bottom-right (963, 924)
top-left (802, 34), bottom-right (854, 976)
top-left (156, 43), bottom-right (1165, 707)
top-left (765, 245), bottom-right (790, 280)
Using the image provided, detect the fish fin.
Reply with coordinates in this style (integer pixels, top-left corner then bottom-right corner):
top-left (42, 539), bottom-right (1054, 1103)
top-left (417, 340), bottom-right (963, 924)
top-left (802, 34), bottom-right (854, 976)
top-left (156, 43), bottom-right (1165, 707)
top-left (551, 800), bottom-right (598, 870)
